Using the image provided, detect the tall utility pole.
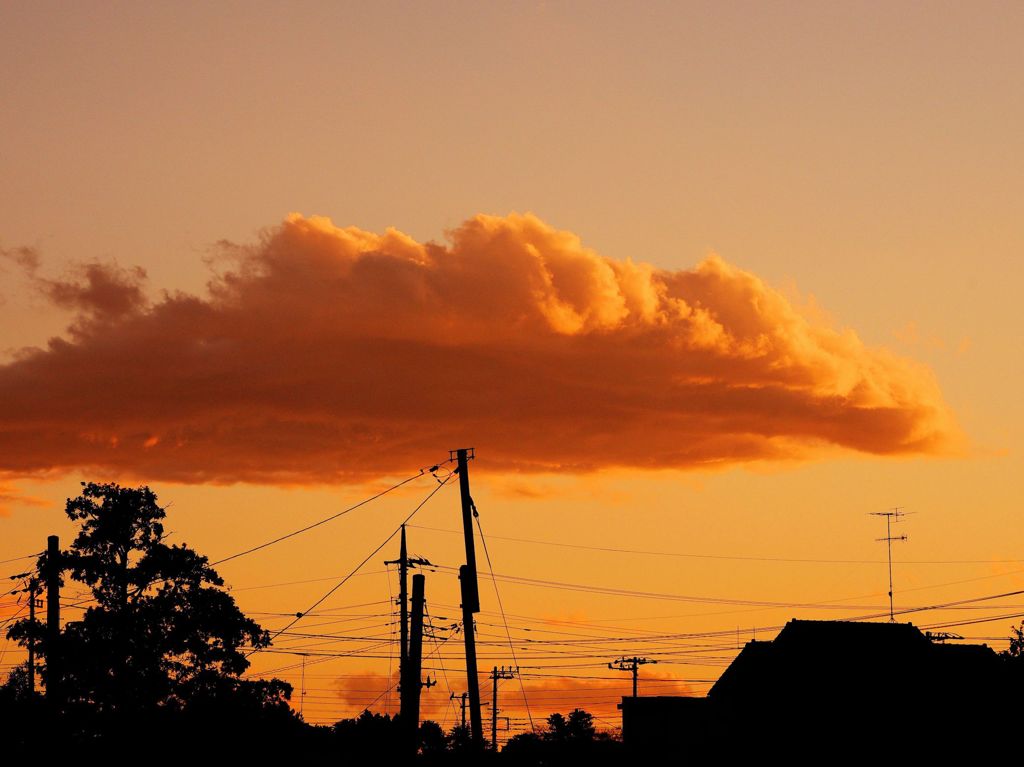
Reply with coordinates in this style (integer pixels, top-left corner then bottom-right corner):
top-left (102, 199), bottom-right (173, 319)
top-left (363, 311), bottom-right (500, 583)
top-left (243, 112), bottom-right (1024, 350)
top-left (453, 447), bottom-right (484, 750)
top-left (27, 578), bottom-right (38, 695)
top-left (402, 573), bottom-right (426, 757)
top-left (398, 527), bottom-right (409, 673)
top-left (490, 666), bottom-right (517, 751)
top-left (299, 654), bottom-right (307, 717)
top-left (871, 508), bottom-right (908, 622)
top-left (609, 656), bottom-right (657, 697)
top-left (386, 527), bottom-right (433, 686)
top-left (45, 535), bottom-right (60, 705)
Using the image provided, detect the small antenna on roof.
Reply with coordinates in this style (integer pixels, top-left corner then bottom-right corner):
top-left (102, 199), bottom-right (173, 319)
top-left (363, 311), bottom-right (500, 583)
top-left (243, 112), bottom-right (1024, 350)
top-left (870, 508), bottom-right (909, 622)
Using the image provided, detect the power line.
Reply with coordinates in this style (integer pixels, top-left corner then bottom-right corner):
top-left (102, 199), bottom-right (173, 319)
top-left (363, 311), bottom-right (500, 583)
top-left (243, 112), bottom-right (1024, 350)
top-left (919, 611), bottom-right (1024, 630)
top-left (0, 552), bottom-right (43, 567)
top-left (251, 474), bottom-right (455, 656)
top-left (231, 569), bottom-right (391, 592)
top-left (424, 603), bottom-right (456, 729)
top-left (473, 507), bottom-right (535, 733)
top-left (214, 459), bottom-right (452, 566)
top-left (428, 564), bottom-right (888, 610)
top-left (408, 523), bottom-right (1021, 566)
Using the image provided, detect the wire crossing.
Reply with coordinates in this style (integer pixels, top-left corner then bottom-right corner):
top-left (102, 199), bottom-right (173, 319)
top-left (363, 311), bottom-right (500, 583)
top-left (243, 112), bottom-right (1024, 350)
top-left (251, 473), bottom-right (456, 656)
top-left (214, 458), bottom-right (453, 566)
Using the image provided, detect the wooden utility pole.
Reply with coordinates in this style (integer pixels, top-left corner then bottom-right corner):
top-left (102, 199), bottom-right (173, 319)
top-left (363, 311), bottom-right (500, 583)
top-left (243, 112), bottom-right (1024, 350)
top-left (402, 573), bottom-right (429, 759)
top-left (398, 527), bottom-right (409, 670)
top-left (45, 535), bottom-right (60, 705)
top-left (27, 578), bottom-right (38, 695)
top-left (450, 691), bottom-right (469, 729)
top-left (490, 666), bottom-right (517, 750)
top-left (453, 447), bottom-right (484, 749)
top-left (387, 525), bottom-right (434, 731)
top-left (609, 656), bottom-right (657, 697)
top-left (299, 653), bottom-right (307, 717)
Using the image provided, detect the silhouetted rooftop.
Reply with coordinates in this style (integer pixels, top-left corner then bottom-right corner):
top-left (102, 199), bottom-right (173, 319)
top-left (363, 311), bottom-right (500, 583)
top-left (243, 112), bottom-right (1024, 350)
top-left (709, 618), bottom-right (998, 701)
top-left (623, 617), bottom-right (1014, 756)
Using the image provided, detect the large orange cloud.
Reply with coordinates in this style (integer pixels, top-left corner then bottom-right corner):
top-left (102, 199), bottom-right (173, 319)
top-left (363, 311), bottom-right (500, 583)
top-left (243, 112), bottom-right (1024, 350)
top-left (0, 213), bottom-right (958, 486)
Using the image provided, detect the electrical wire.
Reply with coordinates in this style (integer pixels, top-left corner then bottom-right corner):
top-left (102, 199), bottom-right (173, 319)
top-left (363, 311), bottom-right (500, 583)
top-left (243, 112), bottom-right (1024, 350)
top-left (214, 458), bottom-right (452, 566)
top-left (0, 552), bottom-right (43, 567)
top-left (473, 501), bottom-right (535, 733)
top-left (422, 603), bottom-right (456, 729)
top-left (384, 563), bottom-right (395, 715)
top-left (407, 523), bottom-right (1024, 566)
top-left (251, 474), bottom-right (455, 656)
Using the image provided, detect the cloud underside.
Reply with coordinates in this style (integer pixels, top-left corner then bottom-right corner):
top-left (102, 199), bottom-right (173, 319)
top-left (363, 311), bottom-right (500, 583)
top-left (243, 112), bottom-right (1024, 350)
top-left (0, 213), bottom-right (958, 485)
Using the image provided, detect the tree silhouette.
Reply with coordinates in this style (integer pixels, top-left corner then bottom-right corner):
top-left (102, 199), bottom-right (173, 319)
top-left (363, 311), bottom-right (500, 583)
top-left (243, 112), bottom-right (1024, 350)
top-left (501, 708), bottom-right (621, 765)
top-left (446, 722), bottom-right (474, 752)
top-left (419, 719), bottom-right (446, 755)
top-left (0, 662), bottom-right (35, 704)
top-left (6, 482), bottom-right (296, 745)
top-left (1004, 619), bottom-right (1024, 659)
top-left (333, 709), bottom-right (402, 761)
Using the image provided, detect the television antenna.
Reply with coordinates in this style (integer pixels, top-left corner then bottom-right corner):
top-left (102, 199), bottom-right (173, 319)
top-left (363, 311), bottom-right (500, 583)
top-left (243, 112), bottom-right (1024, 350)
top-left (870, 508), bottom-right (910, 622)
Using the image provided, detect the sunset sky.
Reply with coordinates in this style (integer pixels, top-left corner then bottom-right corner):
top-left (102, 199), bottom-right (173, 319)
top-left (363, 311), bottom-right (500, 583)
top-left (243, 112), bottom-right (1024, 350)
top-left (2, 1), bottom-right (1022, 736)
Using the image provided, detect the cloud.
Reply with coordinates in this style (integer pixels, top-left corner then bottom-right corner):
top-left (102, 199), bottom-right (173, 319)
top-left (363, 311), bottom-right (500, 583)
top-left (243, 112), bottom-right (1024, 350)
top-left (2, 246), bottom-right (148, 331)
top-left (0, 213), bottom-right (960, 485)
top-left (331, 670), bottom-right (450, 720)
top-left (493, 672), bottom-right (694, 725)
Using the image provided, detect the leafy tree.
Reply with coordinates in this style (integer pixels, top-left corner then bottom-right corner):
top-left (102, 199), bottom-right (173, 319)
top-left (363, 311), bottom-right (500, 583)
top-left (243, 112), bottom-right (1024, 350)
top-left (446, 722), bottom-right (474, 752)
top-left (0, 662), bottom-right (46, 750)
top-left (501, 731), bottom-right (545, 763)
top-left (546, 711), bottom-right (569, 740)
top-left (418, 719), bottom-right (447, 760)
top-left (6, 482), bottom-right (296, 745)
top-left (0, 662), bottom-right (35, 704)
top-left (544, 709), bottom-right (595, 742)
top-left (502, 709), bottom-right (621, 765)
top-left (1004, 619), bottom-right (1024, 659)
top-left (333, 709), bottom-right (402, 761)
top-left (564, 708), bottom-right (596, 741)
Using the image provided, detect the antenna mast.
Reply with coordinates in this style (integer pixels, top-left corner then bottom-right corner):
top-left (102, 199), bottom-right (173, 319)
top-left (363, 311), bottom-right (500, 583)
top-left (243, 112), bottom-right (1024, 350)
top-left (870, 508), bottom-right (908, 622)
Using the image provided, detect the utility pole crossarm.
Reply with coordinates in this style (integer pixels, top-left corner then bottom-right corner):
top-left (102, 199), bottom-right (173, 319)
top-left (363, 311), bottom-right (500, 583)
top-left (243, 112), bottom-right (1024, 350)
top-left (609, 656), bottom-right (657, 698)
top-left (490, 666), bottom-right (518, 751)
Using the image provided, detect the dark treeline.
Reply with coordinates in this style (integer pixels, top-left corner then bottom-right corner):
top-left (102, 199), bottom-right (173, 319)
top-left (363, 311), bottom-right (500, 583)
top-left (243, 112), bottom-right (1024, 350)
top-left (0, 482), bottom-right (620, 762)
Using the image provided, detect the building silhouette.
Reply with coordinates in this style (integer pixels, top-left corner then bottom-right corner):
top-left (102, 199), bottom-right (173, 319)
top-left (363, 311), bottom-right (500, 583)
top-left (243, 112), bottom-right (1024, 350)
top-left (621, 619), bottom-right (1015, 757)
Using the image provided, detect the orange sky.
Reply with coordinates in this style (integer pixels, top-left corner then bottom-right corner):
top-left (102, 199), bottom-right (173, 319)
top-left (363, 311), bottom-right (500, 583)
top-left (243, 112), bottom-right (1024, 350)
top-left (1, 1), bottom-right (1022, 738)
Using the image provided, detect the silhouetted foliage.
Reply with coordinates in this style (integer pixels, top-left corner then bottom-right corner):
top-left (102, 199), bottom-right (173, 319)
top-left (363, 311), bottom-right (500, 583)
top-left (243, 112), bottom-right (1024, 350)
top-left (333, 709), bottom-right (403, 761)
top-left (0, 662), bottom-right (35, 704)
top-left (420, 719), bottom-right (446, 757)
top-left (501, 709), bottom-right (621, 766)
top-left (446, 722), bottom-right (473, 752)
top-left (501, 731), bottom-right (546, 763)
top-left (1003, 619), bottom-right (1024, 659)
top-left (0, 663), bottom-right (43, 751)
top-left (546, 708), bottom-right (597, 741)
top-left (5, 482), bottom-right (298, 749)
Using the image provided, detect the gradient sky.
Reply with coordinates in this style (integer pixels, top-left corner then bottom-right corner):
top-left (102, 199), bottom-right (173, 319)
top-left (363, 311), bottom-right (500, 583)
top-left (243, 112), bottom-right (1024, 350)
top-left (2, 1), bottom-right (1022, 735)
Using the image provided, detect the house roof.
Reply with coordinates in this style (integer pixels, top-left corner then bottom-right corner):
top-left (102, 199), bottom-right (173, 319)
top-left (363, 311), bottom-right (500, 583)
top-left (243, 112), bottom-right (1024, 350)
top-left (708, 619), bottom-right (1000, 702)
